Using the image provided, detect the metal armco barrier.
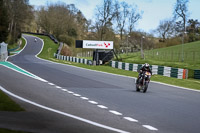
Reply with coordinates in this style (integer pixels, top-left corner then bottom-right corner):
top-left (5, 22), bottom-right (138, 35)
top-left (54, 53), bottom-right (93, 65)
top-left (23, 32), bottom-right (59, 44)
top-left (110, 61), bottom-right (188, 79)
top-left (194, 70), bottom-right (200, 79)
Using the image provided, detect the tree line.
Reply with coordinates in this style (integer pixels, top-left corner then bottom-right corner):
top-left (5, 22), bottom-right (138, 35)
top-left (0, 0), bottom-right (33, 44)
top-left (34, 0), bottom-right (144, 54)
top-left (0, 0), bottom-right (199, 54)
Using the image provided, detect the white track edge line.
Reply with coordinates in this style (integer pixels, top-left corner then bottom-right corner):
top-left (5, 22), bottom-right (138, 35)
top-left (88, 101), bottom-right (98, 104)
top-left (123, 117), bottom-right (138, 122)
top-left (0, 86), bottom-right (130, 133)
top-left (97, 105), bottom-right (108, 109)
top-left (81, 97), bottom-right (89, 100)
top-left (109, 110), bottom-right (122, 116)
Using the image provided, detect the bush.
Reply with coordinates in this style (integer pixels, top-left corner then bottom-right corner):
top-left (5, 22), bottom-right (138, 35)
top-left (188, 69), bottom-right (194, 78)
top-left (60, 44), bottom-right (72, 56)
top-left (58, 34), bottom-right (75, 46)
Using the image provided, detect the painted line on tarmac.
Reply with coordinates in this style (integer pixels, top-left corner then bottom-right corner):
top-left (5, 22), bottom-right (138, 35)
top-left (73, 93), bottom-right (81, 97)
top-left (0, 61), bottom-right (47, 83)
top-left (109, 110), bottom-right (123, 116)
top-left (67, 91), bottom-right (74, 94)
top-left (124, 117), bottom-right (138, 122)
top-left (0, 86), bottom-right (130, 133)
top-left (56, 86), bottom-right (62, 89)
top-left (88, 101), bottom-right (98, 105)
top-left (81, 97), bottom-right (89, 100)
top-left (97, 105), bottom-right (108, 109)
top-left (143, 125), bottom-right (158, 131)
top-left (61, 89), bottom-right (68, 92)
top-left (48, 82), bottom-right (55, 86)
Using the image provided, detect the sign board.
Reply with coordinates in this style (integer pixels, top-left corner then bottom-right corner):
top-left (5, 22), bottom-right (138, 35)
top-left (83, 40), bottom-right (113, 49)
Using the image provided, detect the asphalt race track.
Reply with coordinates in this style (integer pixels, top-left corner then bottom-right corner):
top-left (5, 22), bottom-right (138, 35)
top-left (0, 34), bottom-right (200, 133)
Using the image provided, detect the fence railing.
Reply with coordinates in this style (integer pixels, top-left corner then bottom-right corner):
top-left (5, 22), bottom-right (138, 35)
top-left (76, 51), bottom-right (93, 58)
top-left (144, 51), bottom-right (200, 63)
top-left (123, 51), bottom-right (200, 63)
top-left (54, 53), bottom-right (93, 65)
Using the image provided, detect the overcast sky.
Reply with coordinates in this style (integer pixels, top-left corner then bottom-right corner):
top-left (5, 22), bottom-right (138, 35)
top-left (29, 0), bottom-right (200, 33)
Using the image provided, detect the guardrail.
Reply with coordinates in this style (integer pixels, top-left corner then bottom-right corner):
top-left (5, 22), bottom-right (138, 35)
top-left (194, 70), bottom-right (200, 79)
top-left (109, 61), bottom-right (188, 79)
top-left (22, 32), bottom-right (59, 44)
top-left (8, 46), bottom-right (20, 52)
top-left (54, 53), bottom-right (93, 65)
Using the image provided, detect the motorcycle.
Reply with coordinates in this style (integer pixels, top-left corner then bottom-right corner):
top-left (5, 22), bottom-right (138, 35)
top-left (136, 71), bottom-right (151, 93)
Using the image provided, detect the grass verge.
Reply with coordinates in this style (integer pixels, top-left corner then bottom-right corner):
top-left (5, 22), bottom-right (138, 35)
top-left (0, 90), bottom-right (24, 111)
top-left (21, 37), bottom-right (26, 50)
top-left (34, 35), bottom-right (59, 59)
top-left (29, 34), bottom-right (200, 90)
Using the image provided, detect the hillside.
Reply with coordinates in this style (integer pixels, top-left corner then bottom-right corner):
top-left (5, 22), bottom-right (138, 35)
top-left (152, 41), bottom-right (200, 52)
top-left (117, 41), bottom-right (200, 78)
top-left (145, 41), bottom-right (200, 63)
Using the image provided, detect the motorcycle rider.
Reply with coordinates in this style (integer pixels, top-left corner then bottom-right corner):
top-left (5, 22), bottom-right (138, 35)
top-left (136, 63), bottom-right (152, 84)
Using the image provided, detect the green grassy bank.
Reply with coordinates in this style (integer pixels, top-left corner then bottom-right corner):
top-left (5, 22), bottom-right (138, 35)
top-left (0, 90), bottom-right (24, 111)
top-left (0, 128), bottom-right (30, 133)
top-left (117, 41), bottom-right (200, 78)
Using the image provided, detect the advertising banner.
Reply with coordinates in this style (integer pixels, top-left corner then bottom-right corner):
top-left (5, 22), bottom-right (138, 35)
top-left (83, 40), bottom-right (113, 49)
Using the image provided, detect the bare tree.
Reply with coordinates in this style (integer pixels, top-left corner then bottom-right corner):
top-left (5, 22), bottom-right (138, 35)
top-left (156, 19), bottom-right (175, 42)
top-left (115, 1), bottom-right (129, 41)
top-left (174, 0), bottom-right (189, 32)
top-left (128, 6), bottom-right (142, 34)
top-left (95, 0), bottom-right (116, 40)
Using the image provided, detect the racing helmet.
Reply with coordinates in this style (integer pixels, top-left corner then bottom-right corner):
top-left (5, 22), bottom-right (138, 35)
top-left (144, 63), bottom-right (150, 69)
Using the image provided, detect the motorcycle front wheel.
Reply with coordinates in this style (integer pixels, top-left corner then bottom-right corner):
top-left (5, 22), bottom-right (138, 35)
top-left (136, 84), bottom-right (140, 92)
top-left (143, 82), bottom-right (149, 93)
